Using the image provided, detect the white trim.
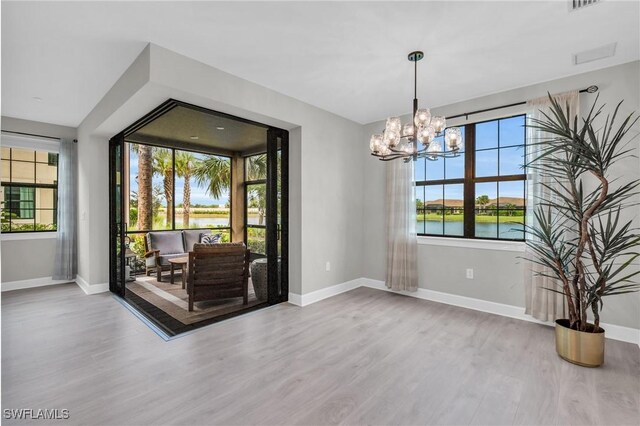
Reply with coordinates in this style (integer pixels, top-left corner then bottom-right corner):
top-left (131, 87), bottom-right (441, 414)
top-left (417, 236), bottom-right (525, 252)
top-left (1, 132), bottom-right (60, 153)
top-left (287, 278), bottom-right (363, 307)
top-left (75, 274), bottom-right (109, 295)
top-left (1, 232), bottom-right (58, 241)
top-left (1, 276), bottom-right (73, 292)
top-left (362, 278), bottom-right (533, 321)
top-left (287, 292), bottom-right (303, 307)
top-left (603, 323), bottom-right (640, 347)
top-left (360, 278), bottom-right (639, 345)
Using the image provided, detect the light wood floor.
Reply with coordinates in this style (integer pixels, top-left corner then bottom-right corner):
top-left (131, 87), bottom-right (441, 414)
top-left (2, 283), bottom-right (639, 426)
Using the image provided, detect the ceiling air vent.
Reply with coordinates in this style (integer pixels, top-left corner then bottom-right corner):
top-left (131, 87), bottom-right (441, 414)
top-left (570, 0), bottom-right (601, 11)
top-left (573, 43), bottom-right (616, 65)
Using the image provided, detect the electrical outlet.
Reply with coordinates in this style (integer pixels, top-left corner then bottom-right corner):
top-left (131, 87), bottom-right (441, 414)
top-left (325, 261), bottom-right (331, 272)
top-left (466, 268), bottom-right (474, 279)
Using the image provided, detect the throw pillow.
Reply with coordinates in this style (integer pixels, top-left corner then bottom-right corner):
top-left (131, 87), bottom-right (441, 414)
top-left (200, 233), bottom-right (222, 244)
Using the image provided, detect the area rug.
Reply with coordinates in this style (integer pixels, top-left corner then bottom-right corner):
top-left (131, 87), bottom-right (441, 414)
top-left (126, 275), bottom-right (261, 325)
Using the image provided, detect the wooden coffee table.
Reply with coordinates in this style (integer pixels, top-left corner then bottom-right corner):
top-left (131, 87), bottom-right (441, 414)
top-left (168, 256), bottom-right (189, 289)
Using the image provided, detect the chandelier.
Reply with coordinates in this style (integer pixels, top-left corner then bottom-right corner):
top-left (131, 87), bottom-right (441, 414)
top-left (369, 51), bottom-right (463, 162)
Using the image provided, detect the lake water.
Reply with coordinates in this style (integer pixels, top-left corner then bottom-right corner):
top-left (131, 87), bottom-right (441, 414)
top-left (174, 216), bottom-right (262, 227)
top-left (417, 220), bottom-right (524, 239)
top-left (176, 216), bottom-right (522, 239)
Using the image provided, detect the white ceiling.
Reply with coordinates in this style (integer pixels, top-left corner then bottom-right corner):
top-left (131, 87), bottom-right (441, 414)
top-left (2, 1), bottom-right (639, 127)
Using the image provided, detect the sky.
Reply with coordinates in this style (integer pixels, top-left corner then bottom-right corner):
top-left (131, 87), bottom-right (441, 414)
top-left (416, 115), bottom-right (526, 202)
top-left (128, 148), bottom-right (229, 207)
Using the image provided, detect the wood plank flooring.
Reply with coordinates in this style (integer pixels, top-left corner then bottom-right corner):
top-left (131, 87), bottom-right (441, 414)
top-left (2, 283), bottom-right (639, 425)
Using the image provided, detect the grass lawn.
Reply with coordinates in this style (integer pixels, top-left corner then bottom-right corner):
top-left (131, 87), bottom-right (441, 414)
top-left (417, 213), bottom-right (524, 223)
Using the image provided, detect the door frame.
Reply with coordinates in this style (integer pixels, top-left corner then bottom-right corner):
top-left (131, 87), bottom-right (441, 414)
top-left (266, 128), bottom-right (289, 304)
top-left (108, 99), bottom-right (289, 307)
top-left (108, 132), bottom-right (126, 296)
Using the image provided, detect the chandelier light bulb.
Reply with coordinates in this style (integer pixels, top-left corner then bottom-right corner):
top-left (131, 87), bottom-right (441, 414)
top-left (445, 128), bottom-right (463, 151)
top-left (402, 123), bottom-right (415, 138)
top-left (385, 130), bottom-right (400, 148)
top-left (385, 117), bottom-right (402, 134)
top-left (431, 116), bottom-right (446, 133)
top-left (414, 108), bottom-right (431, 127)
top-left (418, 125), bottom-right (435, 145)
top-left (370, 134), bottom-right (383, 153)
top-left (427, 140), bottom-right (442, 154)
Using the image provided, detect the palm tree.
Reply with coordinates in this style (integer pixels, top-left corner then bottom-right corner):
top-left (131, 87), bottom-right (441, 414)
top-left (175, 152), bottom-right (199, 228)
top-left (133, 144), bottom-right (153, 231)
top-left (153, 149), bottom-right (173, 227)
top-left (193, 155), bottom-right (231, 199)
top-left (503, 202), bottom-right (517, 216)
top-left (246, 154), bottom-right (267, 180)
top-left (476, 194), bottom-right (490, 213)
top-left (246, 154), bottom-right (267, 224)
top-left (248, 185), bottom-right (266, 225)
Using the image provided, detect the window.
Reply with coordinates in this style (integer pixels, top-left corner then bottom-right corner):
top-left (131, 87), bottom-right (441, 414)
top-left (415, 114), bottom-right (526, 240)
top-left (245, 154), bottom-right (267, 255)
top-left (1, 147), bottom-right (59, 233)
top-left (125, 143), bottom-right (232, 241)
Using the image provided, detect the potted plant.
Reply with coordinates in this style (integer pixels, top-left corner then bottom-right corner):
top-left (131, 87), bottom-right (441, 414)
top-left (526, 95), bottom-right (639, 367)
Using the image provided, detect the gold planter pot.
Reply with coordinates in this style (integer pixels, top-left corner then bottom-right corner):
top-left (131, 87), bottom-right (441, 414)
top-left (555, 319), bottom-right (605, 367)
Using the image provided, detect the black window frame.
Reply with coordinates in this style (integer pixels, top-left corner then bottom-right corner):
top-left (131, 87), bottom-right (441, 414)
top-left (415, 114), bottom-right (527, 241)
top-left (244, 152), bottom-right (267, 256)
top-left (123, 142), bottom-right (233, 239)
top-left (1, 147), bottom-right (59, 233)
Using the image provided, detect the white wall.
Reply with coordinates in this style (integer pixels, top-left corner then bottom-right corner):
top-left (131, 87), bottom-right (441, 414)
top-left (362, 61), bottom-right (640, 329)
top-left (6, 45), bottom-right (636, 332)
top-left (0, 116), bottom-right (77, 285)
top-left (76, 44), bottom-right (365, 296)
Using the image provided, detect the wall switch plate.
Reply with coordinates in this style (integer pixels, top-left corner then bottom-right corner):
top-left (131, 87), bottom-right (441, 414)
top-left (325, 261), bottom-right (331, 272)
top-left (466, 268), bottom-right (474, 279)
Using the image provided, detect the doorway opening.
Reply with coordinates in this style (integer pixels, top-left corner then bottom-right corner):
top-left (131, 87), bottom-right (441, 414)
top-left (109, 100), bottom-right (288, 336)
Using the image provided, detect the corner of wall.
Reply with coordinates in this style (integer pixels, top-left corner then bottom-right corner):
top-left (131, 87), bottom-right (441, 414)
top-left (75, 275), bottom-right (109, 295)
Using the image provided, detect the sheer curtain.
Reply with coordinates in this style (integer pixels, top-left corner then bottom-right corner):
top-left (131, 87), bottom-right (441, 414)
top-left (386, 159), bottom-right (418, 292)
top-left (524, 91), bottom-right (579, 322)
top-left (52, 139), bottom-right (77, 281)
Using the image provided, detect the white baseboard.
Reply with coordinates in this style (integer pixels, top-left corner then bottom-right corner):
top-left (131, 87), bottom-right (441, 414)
top-left (1, 276), bottom-right (74, 292)
top-left (288, 278), bottom-right (363, 307)
top-left (604, 323), bottom-right (640, 346)
top-left (287, 292), bottom-right (303, 306)
top-left (75, 274), bottom-right (109, 295)
top-left (361, 278), bottom-right (640, 346)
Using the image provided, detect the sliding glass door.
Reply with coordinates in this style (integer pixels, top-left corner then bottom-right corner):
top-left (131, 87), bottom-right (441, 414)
top-left (267, 128), bottom-right (288, 303)
top-left (109, 132), bottom-right (126, 296)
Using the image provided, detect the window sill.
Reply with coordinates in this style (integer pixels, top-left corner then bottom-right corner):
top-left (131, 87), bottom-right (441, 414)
top-left (417, 236), bottom-right (525, 252)
top-left (1, 232), bottom-right (57, 241)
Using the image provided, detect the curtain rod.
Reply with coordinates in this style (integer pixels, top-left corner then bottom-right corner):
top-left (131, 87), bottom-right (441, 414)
top-left (1, 130), bottom-right (77, 143)
top-left (446, 85), bottom-right (599, 121)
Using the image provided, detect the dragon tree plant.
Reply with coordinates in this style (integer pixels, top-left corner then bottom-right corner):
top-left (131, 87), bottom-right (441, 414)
top-left (526, 94), bottom-right (640, 332)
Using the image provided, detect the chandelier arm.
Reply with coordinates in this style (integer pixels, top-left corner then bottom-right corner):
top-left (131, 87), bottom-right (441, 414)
top-left (417, 151), bottom-right (461, 160)
top-left (371, 152), bottom-right (408, 161)
top-left (379, 155), bottom-right (408, 162)
top-left (388, 146), bottom-right (410, 154)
